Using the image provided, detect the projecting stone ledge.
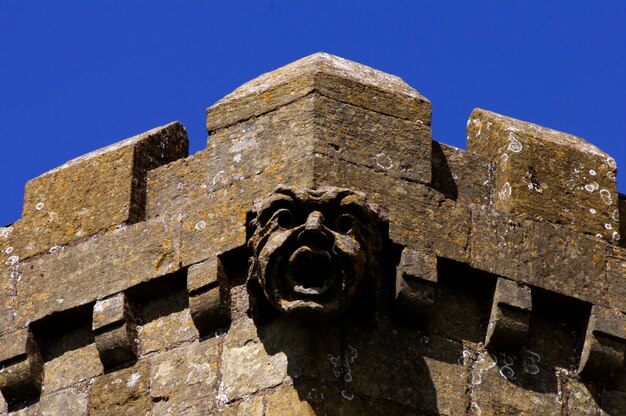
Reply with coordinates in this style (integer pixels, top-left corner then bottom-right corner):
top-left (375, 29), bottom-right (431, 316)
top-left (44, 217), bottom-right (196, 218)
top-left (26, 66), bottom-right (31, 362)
top-left (468, 109), bottom-right (619, 242)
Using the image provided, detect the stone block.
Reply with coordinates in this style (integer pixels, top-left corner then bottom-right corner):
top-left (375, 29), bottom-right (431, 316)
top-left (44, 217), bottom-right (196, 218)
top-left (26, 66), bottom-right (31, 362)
top-left (470, 207), bottom-right (609, 307)
top-left (8, 388), bottom-right (89, 416)
top-left (431, 141), bottom-right (493, 205)
top-left (0, 329), bottom-right (43, 408)
top-left (264, 387), bottom-right (317, 416)
top-left (188, 258), bottom-right (231, 336)
top-left (43, 345), bottom-right (101, 394)
top-left (394, 247), bottom-right (437, 327)
top-left (220, 318), bottom-right (289, 401)
top-left (12, 122), bottom-right (187, 262)
top-left (207, 52), bottom-right (431, 132)
top-left (467, 108), bottom-right (619, 241)
top-left (206, 93), bottom-right (431, 191)
top-left (0, 261), bottom-right (16, 337)
top-left (89, 361), bottom-right (150, 416)
top-left (578, 305), bottom-right (626, 382)
top-left (468, 350), bottom-right (562, 416)
top-left (345, 324), bottom-right (468, 414)
top-left (149, 339), bottom-right (219, 415)
top-left (15, 218), bottom-right (179, 327)
top-left (219, 396), bottom-right (264, 416)
top-left (309, 155), bottom-right (471, 262)
top-left (607, 247), bottom-right (626, 312)
top-left (485, 278), bottom-right (532, 353)
top-left (93, 293), bottom-right (138, 370)
top-left (135, 288), bottom-right (198, 356)
top-left (617, 194), bottom-right (626, 247)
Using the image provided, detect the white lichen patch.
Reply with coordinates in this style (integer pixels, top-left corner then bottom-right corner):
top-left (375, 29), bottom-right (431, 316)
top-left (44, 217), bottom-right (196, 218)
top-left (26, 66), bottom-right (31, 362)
top-left (35, 202), bottom-right (45, 211)
top-left (127, 372), bottom-right (141, 388)
top-left (589, 208), bottom-right (597, 215)
top-left (195, 221), bottom-right (207, 231)
top-left (498, 182), bottom-right (512, 201)
top-left (589, 170), bottom-right (597, 176)
top-left (584, 182), bottom-right (599, 192)
top-left (374, 152), bottom-right (393, 170)
top-left (507, 132), bottom-right (523, 153)
top-left (600, 189), bottom-right (613, 205)
top-left (5, 255), bottom-right (19, 266)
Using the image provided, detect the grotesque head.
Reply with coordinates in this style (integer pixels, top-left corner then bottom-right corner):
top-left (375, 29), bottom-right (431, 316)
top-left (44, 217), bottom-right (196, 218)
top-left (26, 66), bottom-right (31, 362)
top-left (247, 186), bottom-right (385, 319)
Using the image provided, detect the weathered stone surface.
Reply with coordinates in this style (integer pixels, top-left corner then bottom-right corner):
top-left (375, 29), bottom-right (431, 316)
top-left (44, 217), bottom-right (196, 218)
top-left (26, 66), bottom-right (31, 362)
top-left (188, 258), bottom-right (231, 335)
top-left (89, 361), bottom-right (150, 416)
top-left (219, 395), bottom-right (265, 416)
top-left (9, 388), bottom-right (89, 416)
top-left (0, 261), bottom-right (16, 336)
top-left (264, 387), bottom-right (317, 416)
top-left (394, 247), bottom-right (438, 327)
top-left (309, 156), bottom-right (471, 262)
top-left (149, 338), bottom-right (219, 415)
top-left (207, 93), bottom-right (431, 190)
top-left (43, 342), bottom-right (101, 393)
top-left (0, 329), bottom-right (43, 408)
top-left (207, 52), bottom-right (431, 131)
top-left (468, 350), bottom-right (562, 416)
top-left (432, 141), bottom-right (493, 205)
top-left (607, 246), bottom-right (626, 312)
top-left (468, 108), bottom-right (619, 242)
top-left (135, 288), bottom-right (198, 356)
top-left (15, 218), bottom-right (179, 327)
top-left (485, 278), bottom-right (532, 352)
top-left (93, 293), bottom-right (138, 370)
top-left (5, 123), bottom-right (187, 263)
top-left (346, 323), bottom-right (468, 414)
top-left (617, 194), bottom-right (626, 247)
top-left (470, 206), bottom-right (609, 307)
top-left (578, 305), bottom-right (626, 382)
top-left (220, 318), bottom-right (289, 401)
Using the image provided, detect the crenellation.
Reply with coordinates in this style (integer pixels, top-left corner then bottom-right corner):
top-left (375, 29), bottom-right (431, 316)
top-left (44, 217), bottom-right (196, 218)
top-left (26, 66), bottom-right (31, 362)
top-left (1, 52), bottom-right (625, 415)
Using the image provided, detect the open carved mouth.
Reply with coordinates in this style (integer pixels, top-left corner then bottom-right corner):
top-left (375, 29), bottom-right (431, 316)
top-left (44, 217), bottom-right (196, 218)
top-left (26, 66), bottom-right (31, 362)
top-left (286, 246), bottom-right (336, 297)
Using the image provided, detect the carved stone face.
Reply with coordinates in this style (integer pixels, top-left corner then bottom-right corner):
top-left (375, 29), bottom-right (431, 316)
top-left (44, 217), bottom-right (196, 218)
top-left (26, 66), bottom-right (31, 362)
top-left (248, 186), bottom-right (384, 319)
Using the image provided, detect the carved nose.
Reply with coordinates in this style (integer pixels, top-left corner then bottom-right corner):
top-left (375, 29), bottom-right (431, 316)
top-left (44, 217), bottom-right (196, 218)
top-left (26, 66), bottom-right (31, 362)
top-left (298, 211), bottom-right (330, 247)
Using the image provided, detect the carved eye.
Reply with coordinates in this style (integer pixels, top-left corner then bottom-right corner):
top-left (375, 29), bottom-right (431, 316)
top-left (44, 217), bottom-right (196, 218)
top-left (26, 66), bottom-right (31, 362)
top-left (275, 208), bottom-right (295, 229)
top-left (335, 214), bottom-right (355, 234)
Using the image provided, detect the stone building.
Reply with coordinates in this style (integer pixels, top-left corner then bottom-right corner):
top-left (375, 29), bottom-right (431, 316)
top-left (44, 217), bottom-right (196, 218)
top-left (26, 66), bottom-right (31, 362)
top-left (1, 53), bottom-right (625, 415)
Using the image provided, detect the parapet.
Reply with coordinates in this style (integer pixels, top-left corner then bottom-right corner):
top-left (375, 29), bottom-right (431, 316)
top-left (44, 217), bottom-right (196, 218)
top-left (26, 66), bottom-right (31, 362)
top-left (1, 52), bottom-right (625, 415)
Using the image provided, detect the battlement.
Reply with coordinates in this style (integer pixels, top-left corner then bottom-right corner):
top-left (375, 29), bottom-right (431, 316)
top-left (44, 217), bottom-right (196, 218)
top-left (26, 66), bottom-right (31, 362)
top-left (1, 53), bottom-right (625, 415)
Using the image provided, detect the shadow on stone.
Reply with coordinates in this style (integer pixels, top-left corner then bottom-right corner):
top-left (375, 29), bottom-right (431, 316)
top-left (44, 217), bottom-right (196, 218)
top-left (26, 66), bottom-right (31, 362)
top-left (256, 315), bottom-right (441, 415)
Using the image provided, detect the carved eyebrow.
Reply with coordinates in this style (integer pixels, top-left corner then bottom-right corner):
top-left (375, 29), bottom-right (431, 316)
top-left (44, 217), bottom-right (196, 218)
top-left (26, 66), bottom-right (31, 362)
top-left (257, 195), bottom-right (295, 224)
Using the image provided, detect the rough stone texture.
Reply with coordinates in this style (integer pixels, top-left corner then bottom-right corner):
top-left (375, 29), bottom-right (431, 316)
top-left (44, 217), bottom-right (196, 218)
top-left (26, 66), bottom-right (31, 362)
top-left (206, 52), bottom-right (432, 131)
top-left (8, 388), bottom-right (89, 416)
top-left (89, 361), bottom-right (151, 416)
top-left (431, 141), bottom-right (493, 205)
top-left (2, 123), bottom-right (187, 264)
top-left (484, 278), bottom-right (532, 352)
top-left (15, 218), bottom-right (179, 327)
top-left (220, 318), bottom-right (289, 401)
top-left (1, 53), bottom-right (625, 415)
top-left (149, 338), bottom-right (219, 415)
top-left (469, 206), bottom-right (609, 308)
top-left (468, 108), bottom-right (619, 242)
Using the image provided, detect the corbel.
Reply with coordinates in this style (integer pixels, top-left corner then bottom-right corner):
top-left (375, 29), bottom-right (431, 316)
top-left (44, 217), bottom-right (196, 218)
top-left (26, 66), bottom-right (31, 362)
top-left (394, 247), bottom-right (438, 326)
top-left (484, 278), bottom-right (532, 352)
top-left (578, 305), bottom-right (626, 382)
top-left (93, 292), bottom-right (138, 370)
top-left (188, 256), bottom-right (231, 336)
top-left (0, 328), bottom-right (43, 407)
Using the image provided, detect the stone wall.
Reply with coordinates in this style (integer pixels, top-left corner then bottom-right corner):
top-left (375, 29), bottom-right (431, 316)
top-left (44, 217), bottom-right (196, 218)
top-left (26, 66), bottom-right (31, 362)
top-left (1, 53), bottom-right (625, 415)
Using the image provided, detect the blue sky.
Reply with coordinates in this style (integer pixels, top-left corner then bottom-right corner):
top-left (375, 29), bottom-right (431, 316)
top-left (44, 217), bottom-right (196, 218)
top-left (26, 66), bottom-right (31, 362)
top-left (1, 1), bottom-right (624, 226)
